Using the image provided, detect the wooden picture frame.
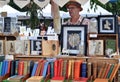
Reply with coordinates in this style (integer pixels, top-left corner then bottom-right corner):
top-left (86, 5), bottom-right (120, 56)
top-left (98, 15), bottom-right (117, 34)
top-left (88, 40), bottom-right (104, 56)
top-left (61, 25), bottom-right (87, 56)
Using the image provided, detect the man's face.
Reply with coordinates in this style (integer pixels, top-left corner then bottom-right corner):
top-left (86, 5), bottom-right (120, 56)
top-left (67, 5), bottom-right (80, 17)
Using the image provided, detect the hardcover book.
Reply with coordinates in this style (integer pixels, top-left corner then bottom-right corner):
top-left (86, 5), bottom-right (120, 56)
top-left (26, 76), bottom-right (43, 82)
top-left (51, 76), bottom-right (64, 82)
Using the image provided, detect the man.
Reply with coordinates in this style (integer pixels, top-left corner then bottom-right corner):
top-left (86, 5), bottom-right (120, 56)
top-left (64, 1), bottom-right (89, 26)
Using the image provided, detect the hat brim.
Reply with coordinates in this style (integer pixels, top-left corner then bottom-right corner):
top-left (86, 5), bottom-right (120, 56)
top-left (60, 1), bottom-right (83, 12)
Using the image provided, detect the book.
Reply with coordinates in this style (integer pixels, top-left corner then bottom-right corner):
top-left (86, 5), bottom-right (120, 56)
top-left (98, 62), bottom-right (106, 78)
top-left (10, 60), bottom-right (16, 76)
top-left (42, 61), bottom-right (49, 78)
top-left (106, 64), bottom-right (114, 78)
top-left (74, 60), bottom-right (82, 79)
top-left (50, 61), bottom-right (54, 78)
top-left (87, 62), bottom-right (92, 78)
top-left (26, 76), bottom-right (43, 82)
top-left (109, 64), bottom-right (119, 81)
top-left (7, 75), bottom-right (24, 82)
top-left (1, 60), bottom-right (6, 76)
top-left (7, 60), bottom-right (11, 74)
top-left (0, 61), bottom-right (3, 76)
top-left (73, 77), bottom-right (88, 82)
top-left (103, 64), bottom-right (111, 78)
top-left (31, 62), bottom-right (38, 76)
top-left (94, 78), bottom-right (109, 82)
top-left (23, 61), bottom-right (28, 75)
top-left (51, 76), bottom-right (64, 82)
top-left (54, 60), bottom-right (58, 77)
top-left (15, 60), bottom-right (19, 75)
top-left (81, 62), bottom-right (87, 77)
top-left (18, 61), bottom-right (24, 75)
top-left (35, 60), bottom-right (43, 76)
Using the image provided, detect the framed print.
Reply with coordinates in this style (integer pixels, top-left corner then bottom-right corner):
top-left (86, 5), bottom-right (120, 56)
top-left (15, 40), bottom-right (24, 55)
top-left (61, 25), bottom-right (87, 56)
top-left (6, 41), bottom-right (15, 55)
top-left (31, 39), bottom-right (42, 55)
top-left (105, 39), bottom-right (116, 56)
top-left (88, 40), bottom-right (104, 56)
top-left (0, 40), bottom-right (4, 55)
top-left (4, 17), bottom-right (11, 34)
top-left (98, 15), bottom-right (117, 34)
top-left (24, 40), bottom-right (30, 55)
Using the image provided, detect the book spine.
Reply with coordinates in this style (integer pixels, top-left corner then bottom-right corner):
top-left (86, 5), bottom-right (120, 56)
top-left (31, 62), bottom-right (38, 76)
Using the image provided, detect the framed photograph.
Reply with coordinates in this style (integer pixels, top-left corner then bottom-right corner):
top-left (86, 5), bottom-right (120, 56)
top-left (88, 40), bottom-right (104, 56)
top-left (98, 15), bottom-right (117, 34)
top-left (61, 25), bottom-right (87, 56)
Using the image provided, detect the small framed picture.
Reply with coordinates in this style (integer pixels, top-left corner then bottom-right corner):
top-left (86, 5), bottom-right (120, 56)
top-left (6, 41), bottom-right (15, 55)
top-left (24, 40), bottom-right (30, 55)
top-left (98, 15), bottom-right (117, 34)
top-left (61, 25), bottom-right (87, 56)
top-left (15, 40), bottom-right (24, 55)
top-left (4, 17), bottom-right (11, 34)
top-left (88, 40), bottom-right (104, 56)
top-left (0, 40), bottom-right (4, 55)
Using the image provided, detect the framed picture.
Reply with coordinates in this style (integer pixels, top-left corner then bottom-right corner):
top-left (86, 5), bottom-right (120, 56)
top-left (24, 40), bottom-right (30, 55)
top-left (30, 39), bottom-right (42, 55)
top-left (15, 40), bottom-right (24, 54)
top-left (0, 40), bottom-right (4, 55)
top-left (98, 15), bottom-right (117, 34)
top-left (6, 41), bottom-right (15, 55)
top-left (88, 40), bottom-right (104, 56)
top-left (61, 25), bottom-right (87, 56)
top-left (4, 17), bottom-right (11, 34)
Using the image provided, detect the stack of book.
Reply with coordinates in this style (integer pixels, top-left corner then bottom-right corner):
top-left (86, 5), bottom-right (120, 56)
top-left (26, 76), bottom-right (43, 82)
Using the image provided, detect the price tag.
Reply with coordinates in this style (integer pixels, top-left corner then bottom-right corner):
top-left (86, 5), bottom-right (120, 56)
top-left (89, 34), bottom-right (98, 38)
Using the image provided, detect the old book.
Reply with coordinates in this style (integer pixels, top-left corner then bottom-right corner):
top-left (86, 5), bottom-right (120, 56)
top-left (109, 64), bottom-right (119, 81)
top-left (42, 61), bottom-right (49, 78)
top-left (104, 64), bottom-right (111, 78)
top-left (81, 62), bottom-right (87, 77)
top-left (68, 60), bottom-right (72, 78)
top-left (106, 64), bottom-right (114, 78)
top-left (94, 78), bottom-right (109, 82)
top-left (74, 60), bottom-right (83, 79)
top-left (51, 76), bottom-right (64, 82)
top-left (7, 75), bottom-right (24, 82)
top-left (93, 62), bottom-right (97, 79)
top-left (98, 62), bottom-right (106, 78)
top-left (35, 60), bottom-right (43, 76)
top-left (23, 61), bottom-right (28, 75)
top-left (31, 62), bottom-right (38, 76)
top-left (73, 77), bottom-right (88, 82)
top-left (26, 76), bottom-right (43, 82)
top-left (18, 61), bottom-right (24, 76)
top-left (62, 60), bottom-right (68, 78)
top-left (87, 62), bottom-right (92, 78)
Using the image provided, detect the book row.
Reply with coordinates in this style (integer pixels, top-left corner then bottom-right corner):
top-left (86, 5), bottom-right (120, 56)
top-left (0, 58), bottom-right (119, 82)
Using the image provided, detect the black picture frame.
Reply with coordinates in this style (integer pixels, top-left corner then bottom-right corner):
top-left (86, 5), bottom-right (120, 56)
top-left (98, 15), bottom-right (117, 34)
top-left (61, 25), bottom-right (87, 56)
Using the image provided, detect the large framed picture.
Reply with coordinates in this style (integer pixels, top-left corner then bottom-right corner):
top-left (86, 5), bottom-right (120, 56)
top-left (61, 25), bottom-right (87, 56)
top-left (98, 15), bottom-right (117, 34)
